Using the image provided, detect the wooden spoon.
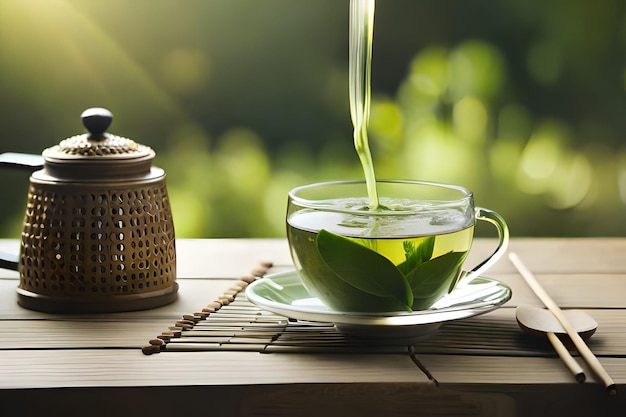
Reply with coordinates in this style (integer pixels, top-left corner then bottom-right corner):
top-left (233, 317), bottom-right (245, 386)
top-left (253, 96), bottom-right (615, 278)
top-left (515, 305), bottom-right (598, 383)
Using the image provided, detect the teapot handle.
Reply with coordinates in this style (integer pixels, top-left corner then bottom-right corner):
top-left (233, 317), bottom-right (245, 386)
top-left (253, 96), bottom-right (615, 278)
top-left (0, 152), bottom-right (42, 270)
top-left (0, 251), bottom-right (19, 271)
top-left (0, 152), bottom-right (45, 171)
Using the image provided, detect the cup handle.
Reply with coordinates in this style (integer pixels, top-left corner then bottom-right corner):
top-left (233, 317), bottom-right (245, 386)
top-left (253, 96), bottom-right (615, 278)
top-left (457, 207), bottom-right (510, 287)
top-left (0, 251), bottom-right (19, 271)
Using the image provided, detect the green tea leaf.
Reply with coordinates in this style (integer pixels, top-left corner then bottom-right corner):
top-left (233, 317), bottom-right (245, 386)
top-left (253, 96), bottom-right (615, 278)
top-left (397, 236), bottom-right (435, 275)
top-left (418, 236), bottom-right (435, 262)
top-left (405, 251), bottom-right (467, 310)
top-left (316, 229), bottom-right (413, 310)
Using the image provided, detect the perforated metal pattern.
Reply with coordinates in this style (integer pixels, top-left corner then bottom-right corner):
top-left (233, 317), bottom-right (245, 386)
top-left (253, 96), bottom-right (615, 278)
top-left (46, 133), bottom-right (152, 158)
top-left (18, 180), bottom-right (176, 300)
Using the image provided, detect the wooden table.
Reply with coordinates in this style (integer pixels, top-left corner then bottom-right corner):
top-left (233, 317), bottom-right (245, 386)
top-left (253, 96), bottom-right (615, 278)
top-left (1, 238), bottom-right (625, 416)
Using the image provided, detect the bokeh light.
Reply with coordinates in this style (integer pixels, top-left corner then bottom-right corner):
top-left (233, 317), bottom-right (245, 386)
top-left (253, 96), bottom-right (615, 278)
top-left (0, 0), bottom-right (624, 238)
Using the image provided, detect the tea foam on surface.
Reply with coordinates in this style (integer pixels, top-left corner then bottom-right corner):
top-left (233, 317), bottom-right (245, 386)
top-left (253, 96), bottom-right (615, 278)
top-left (289, 198), bottom-right (472, 239)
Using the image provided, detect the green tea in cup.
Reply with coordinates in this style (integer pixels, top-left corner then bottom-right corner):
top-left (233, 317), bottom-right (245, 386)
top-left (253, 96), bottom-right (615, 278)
top-left (287, 180), bottom-right (509, 313)
top-left (286, 2), bottom-right (509, 314)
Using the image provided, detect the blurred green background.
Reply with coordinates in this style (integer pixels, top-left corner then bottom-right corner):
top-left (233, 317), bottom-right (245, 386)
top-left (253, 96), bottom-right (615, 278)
top-left (0, 0), bottom-right (624, 238)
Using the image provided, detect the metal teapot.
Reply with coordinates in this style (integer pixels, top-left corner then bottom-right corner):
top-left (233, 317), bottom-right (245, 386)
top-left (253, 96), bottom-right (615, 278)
top-left (0, 108), bottom-right (177, 313)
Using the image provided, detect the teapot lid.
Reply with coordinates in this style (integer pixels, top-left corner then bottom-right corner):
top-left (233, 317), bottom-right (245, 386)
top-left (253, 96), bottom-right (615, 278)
top-left (39, 108), bottom-right (157, 180)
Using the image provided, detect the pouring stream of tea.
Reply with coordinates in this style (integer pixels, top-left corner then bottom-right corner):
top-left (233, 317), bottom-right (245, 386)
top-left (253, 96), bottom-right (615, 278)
top-left (350, 0), bottom-right (379, 209)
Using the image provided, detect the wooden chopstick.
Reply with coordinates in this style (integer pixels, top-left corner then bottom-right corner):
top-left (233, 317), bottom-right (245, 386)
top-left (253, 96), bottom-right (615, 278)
top-left (509, 252), bottom-right (616, 394)
top-left (546, 331), bottom-right (586, 383)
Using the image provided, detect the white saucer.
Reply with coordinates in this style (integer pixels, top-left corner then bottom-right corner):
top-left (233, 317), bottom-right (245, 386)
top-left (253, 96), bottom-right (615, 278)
top-left (245, 270), bottom-right (512, 340)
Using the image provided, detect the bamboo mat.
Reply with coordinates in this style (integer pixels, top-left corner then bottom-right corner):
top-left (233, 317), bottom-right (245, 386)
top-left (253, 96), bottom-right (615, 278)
top-left (142, 264), bottom-right (619, 358)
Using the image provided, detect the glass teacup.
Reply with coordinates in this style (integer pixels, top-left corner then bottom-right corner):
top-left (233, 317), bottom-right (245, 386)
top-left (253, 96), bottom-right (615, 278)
top-left (286, 180), bottom-right (509, 313)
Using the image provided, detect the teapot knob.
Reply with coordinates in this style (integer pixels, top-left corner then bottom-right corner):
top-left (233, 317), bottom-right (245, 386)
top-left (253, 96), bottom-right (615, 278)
top-left (81, 107), bottom-right (113, 140)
